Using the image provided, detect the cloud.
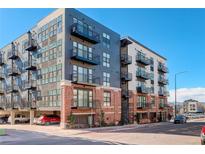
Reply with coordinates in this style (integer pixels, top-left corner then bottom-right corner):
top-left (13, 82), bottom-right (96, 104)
top-left (168, 87), bottom-right (205, 103)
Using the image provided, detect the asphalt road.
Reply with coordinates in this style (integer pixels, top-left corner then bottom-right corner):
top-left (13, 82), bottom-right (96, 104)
top-left (102, 121), bottom-right (204, 137)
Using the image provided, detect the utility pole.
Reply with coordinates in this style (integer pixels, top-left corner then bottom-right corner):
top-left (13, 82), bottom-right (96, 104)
top-left (174, 71), bottom-right (188, 117)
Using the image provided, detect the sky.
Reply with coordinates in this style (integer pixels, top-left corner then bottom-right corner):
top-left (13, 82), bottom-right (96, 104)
top-left (0, 8), bottom-right (205, 102)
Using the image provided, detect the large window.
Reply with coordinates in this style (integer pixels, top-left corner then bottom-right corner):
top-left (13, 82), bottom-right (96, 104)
top-left (40, 89), bottom-right (61, 107)
top-left (73, 41), bottom-right (92, 60)
top-left (73, 65), bottom-right (93, 83)
top-left (103, 52), bottom-right (110, 68)
top-left (103, 91), bottom-right (111, 107)
top-left (138, 96), bottom-right (146, 104)
top-left (103, 72), bottom-right (110, 87)
top-left (73, 89), bottom-right (93, 107)
top-left (40, 63), bottom-right (62, 85)
top-left (102, 33), bottom-right (110, 49)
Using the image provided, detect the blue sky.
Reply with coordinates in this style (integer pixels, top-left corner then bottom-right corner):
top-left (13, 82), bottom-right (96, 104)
top-left (0, 8), bottom-right (205, 92)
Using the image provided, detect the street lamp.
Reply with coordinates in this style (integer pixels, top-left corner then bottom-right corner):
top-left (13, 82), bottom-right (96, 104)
top-left (175, 71), bottom-right (188, 117)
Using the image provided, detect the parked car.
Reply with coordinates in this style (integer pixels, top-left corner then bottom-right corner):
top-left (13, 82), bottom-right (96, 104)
top-left (35, 115), bottom-right (60, 125)
top-left (8, 114), bottom-right (30, 124)
top-left (174, 115), bottom-right (187, 124)
top-left (0, 116), bottom-right (9, 124)
top-left (201, 126), bottom-right (205, 145)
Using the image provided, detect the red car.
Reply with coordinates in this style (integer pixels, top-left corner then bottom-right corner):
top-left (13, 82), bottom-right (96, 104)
top-left (35, 115), bottom-right (60, 125)
top-left (201, 126), bottom-right (205, 145)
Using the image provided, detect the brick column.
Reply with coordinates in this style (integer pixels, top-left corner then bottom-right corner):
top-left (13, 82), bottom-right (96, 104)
top-left (60, 81), bottom-right (72, 129)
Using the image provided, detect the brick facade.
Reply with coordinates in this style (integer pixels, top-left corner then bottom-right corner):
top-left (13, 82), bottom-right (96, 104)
top-left (60, 81), bottom-right (121, 128)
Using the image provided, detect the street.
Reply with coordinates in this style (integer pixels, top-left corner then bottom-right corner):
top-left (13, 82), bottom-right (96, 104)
top-left (0, 119), bottom-right (204, 145)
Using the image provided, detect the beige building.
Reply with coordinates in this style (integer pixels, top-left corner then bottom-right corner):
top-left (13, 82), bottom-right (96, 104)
top-left (183, 99), bottom-right (205, 113)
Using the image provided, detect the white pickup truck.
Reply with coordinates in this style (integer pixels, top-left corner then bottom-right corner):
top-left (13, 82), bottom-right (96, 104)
top-left (8, 114), bottom-right (30, 124)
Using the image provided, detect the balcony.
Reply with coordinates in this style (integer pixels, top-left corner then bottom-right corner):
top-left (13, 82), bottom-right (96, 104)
top-left (137, 85), bottom-right (149, 94)
top-left (121, 54), bottom-right (132, 65)
top-left (0, 72), bottom-right (4, 80)
top-left (22, 80), bottom-right (37, 90)
top-left (158, 77), bottom-right (169, 85)
top-left (122, 90), bottom-right (131, 98)
top-left (6, 85), bottom-right (18, 93)
top-left (0, 55), bottom-right (5, 66)
top-left (121, 72), bottom-right (132, 81)
top-left (24, 59), bottom-right (37, 70)
top-left (136, 70), bottom-right (150, 80)
top-left (136, 54), bottom-right (150, 65)
top-left (7, 49), bottom-right (19, 60)
top-left (25, 39), bottom-right (37, 51)
top-left (71, 73), bottom-right (100, 86)
top-left (137, 102), bottom-right (148, 109)
top-left (7, 67), bottom-right (20, 76)
top-left (71, 49), bottom-right (100, 65)
top-left (71, 23), bottom-right (100, 44)
top-left (0, 87), bottom-right (4, 95)
top-left (158, 63), bottom-right (168, 73)
top-left (158, 90), bottom-right (169, 97)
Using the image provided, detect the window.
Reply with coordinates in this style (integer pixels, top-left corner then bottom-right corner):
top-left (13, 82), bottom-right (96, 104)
top-left (73, 65), bottom-right (93, 83)
top-left (103, 52), bottom-right (110, 68)
top-left (151, 96), bottom-right (155, 107)
top-left (102, 33), bottom-right (110, 49)
top-left (72, 41), bottom-right (93, 60)
top-left (73, 89), bottom-right (93, 107)
top-left (103, 72), bottom-right (110, 87)
top-left (103, 91), bottom-right (111, 107)
top-left (137, 96), bottom-right (146, 107)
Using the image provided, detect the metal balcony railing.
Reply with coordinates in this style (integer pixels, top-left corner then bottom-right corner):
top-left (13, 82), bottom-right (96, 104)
top-left (25, 39), bottom-right (37, 51)
top-left (121, 54), bottom-right (132, 65)
top-left (0, 55), bottom-right (5, 66)
top-left (71, 49), bottom-right (100, 65)
top-left (7, 66), bottom-right (20, 76)
top-left (7, 48), bottom-right (19, 60)
top-left (136, 70), bottom-right (150, 80)
top-left (6, 85), bottom-right (18, 93)
top-left (158, 77), bottom-right (169, 85)
top-left (71, 73), bottom-right (100, 86)
top-left (136, 85), bottom-right (149, 94)
top-left (158, 63), bottom-right (168, 73)
top-left (24, 59), bottom-right (37, 70)
top-left (158, 90), bottom-right (169, 96)
top-left (136, 53), bottom-right (150, 65)
top-left (71, 23), bottom-right (100, 44)
top-left (121, 72), bottom-right (132, 81)
top-left (22, 80), bottom-right (37, 90)
top-left (0, 72), bottom-right (4, 80)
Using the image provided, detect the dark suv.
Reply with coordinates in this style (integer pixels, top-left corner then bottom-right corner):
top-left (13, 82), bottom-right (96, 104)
top-left (0, 115), bottom-right (9, 124)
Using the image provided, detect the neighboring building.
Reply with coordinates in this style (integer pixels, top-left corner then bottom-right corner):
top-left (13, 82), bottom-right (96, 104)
top-left (0, 8), bottom-right (121, 128)
top-left (120, 37), bottom-right (169, 124)
top-left (183, 99), bottom-right (205, 114)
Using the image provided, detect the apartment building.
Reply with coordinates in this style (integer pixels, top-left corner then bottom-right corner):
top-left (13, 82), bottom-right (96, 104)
top-left (120, 37), bottom-right (169, 124)
top-left (183, 99), bottom-right (205, 114)
top-left (0, 8), bottom-right (122, 128)
top-left (0, 9), bottom-right (169, 128)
